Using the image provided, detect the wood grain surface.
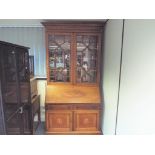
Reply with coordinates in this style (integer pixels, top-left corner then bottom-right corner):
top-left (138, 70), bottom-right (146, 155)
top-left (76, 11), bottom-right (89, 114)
top-left (45, 85), bottom-right (101, 104)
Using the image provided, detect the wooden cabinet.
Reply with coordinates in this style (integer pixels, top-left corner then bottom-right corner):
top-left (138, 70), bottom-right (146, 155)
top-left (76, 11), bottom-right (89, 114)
top-left (0, 41), bottom-right (40, 135)
top-left (0, 41), bottom-right (32, 134)
top-left (42, 21), bottom-right (104, 134)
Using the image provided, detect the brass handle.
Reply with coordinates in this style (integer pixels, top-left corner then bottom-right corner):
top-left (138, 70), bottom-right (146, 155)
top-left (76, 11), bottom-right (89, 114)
top-left (19, 107), bottom-right (23, 114)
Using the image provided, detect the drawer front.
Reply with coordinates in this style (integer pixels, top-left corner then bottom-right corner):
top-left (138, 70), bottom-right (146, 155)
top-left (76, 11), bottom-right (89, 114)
top-left (46, 104), bottom-right (72, 110)
top-left (46, 104), bottom-right (100, 110)
top-left (73, 104), bottom-right (100, 110)
top-left (46, 110), bottom-right (72, 132)
top-left (74, 110), bottom-right (100, 132)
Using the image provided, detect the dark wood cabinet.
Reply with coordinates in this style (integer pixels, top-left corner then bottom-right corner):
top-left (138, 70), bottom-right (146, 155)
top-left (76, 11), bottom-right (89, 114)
top-left (42, 21), bottom-right (104, 134)
top-left (0, 41), bottom-right (32, 134)
top-left (0, 41), bottom-right (41, 135)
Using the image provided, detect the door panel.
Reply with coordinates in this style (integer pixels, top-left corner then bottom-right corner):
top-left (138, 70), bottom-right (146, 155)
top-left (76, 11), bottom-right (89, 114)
top-left (1, 46), bottom-right (23, 134)
top-left (48, 34), bottom-right (71, 82)
top-left (0, 45), bottom-right (32, 134)
top-left (76, 34), bottom-right (98, 83)
top-left (74, 110), bottom-right (99, 131)
top-left (46, 110), bottom-right (72, 132)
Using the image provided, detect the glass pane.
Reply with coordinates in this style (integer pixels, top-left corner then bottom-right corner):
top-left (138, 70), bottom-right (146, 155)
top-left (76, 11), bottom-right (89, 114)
top-left (17, 49), bottom-right (30, 105)
top-left (76, 35), bottom-right (98, 83)
top-left (2, 48), bottom-right (18, 107)
top-left (48, 35), bottom-right (71, 82)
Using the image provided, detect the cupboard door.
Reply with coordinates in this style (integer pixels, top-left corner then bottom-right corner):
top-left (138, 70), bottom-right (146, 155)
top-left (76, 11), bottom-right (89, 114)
top-left (0, 46), bottom-right (24, 134)
top-left (18, 48), bottom-right (31, 105)
top-left (46, 110), bottom-right (72, 132)
top-left (74, 110), bottom-right (99, 131)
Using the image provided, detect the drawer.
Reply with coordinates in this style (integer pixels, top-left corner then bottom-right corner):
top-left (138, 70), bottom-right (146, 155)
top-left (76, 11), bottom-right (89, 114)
top-left (73, 104), bottom-right (100, 110)
top-left (46, 104), bottom-right (72, 110)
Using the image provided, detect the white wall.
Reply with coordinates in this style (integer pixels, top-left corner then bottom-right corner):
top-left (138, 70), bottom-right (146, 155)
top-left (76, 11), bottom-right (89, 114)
top-left (102, 20), bottom-right (123, 134)
top-left (103, 19), bottom-right (155, 134)
top-left (116, 20), bottom-right (155, 134)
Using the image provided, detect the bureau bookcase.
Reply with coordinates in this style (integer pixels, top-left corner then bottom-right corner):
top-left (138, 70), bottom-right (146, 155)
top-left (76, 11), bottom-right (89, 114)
top-left (42, 21), bottom-right (104, 134)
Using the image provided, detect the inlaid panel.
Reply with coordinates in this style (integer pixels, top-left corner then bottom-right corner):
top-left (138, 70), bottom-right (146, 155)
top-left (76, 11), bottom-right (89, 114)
top-left (76, 35), bottom-right (98, 83)
top-left (74, 110), bottom-right (99, 131)
top-left (46, 110), bottom-right (72, 132)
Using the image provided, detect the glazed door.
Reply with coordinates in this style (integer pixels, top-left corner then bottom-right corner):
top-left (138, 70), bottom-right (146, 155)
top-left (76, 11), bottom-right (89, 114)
top-left (47, 33), bottom-right (72, 83)
top-left (0, 45), bottom-right (31, 134)
top-left (76, 34), bottom-right (100, 84)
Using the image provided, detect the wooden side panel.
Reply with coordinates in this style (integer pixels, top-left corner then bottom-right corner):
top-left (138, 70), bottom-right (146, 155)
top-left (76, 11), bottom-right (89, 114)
top-left (0, 74), bottom-right (6, 134)
top-left (32, 95), bottom-right (40, 133)
top-left (46, 110), bottom-right (72, 132)
top-left (6, 105), bottom-right (32, 135)
top-left (0, 96), bottom-right (6, 134)
top-left (74, 110), bottom-right (100, 131)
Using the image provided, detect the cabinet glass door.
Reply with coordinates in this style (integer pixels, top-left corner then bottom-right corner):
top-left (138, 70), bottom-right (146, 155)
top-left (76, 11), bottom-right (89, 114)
top-left (76, 35), bottom-right (98, 83)
top-left (0, 45), bottom-right (32, 134)
top-left (0, 46), bottom-right (23, 134)
top-left (48, 34), bottom-right (71, 82)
